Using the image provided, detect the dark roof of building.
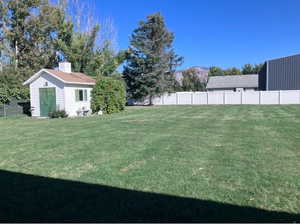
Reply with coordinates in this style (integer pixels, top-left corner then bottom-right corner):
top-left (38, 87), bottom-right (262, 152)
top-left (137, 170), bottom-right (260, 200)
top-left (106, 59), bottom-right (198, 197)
top-left (267, 53), bottom-right (300, 62)
top-left (206, 74), bottom-right (258, 89)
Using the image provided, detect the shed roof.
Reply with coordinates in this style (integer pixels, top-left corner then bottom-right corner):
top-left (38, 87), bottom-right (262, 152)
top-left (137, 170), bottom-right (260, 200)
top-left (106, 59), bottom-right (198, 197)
top-left (206, 74), bottom-right (258, 89)
top-left (45, 69), bottom-right (95, 84)
top-left (23, 69), bottom-right (96, 85)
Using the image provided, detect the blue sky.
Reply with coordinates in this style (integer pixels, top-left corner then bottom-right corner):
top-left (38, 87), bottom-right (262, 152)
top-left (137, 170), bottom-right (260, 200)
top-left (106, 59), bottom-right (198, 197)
top-left (92, 0), bottom-right (300, 69)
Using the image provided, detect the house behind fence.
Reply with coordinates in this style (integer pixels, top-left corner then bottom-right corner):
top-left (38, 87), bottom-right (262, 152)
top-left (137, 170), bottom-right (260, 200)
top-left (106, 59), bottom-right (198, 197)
top-left (206, 74), bottom-right (258, 92)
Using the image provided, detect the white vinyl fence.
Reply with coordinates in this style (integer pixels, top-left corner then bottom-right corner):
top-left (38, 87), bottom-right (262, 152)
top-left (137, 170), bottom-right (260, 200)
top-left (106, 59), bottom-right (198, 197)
top-left (152, 90), bottom-right (300, 105)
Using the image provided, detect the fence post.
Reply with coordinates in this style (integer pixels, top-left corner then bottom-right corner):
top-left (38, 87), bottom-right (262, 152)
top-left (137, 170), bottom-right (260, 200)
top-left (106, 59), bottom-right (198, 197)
top-left (207, 92), bottom-right (209, 104)
top-left (223, 91), bottom-right (225, 104)
top-left (241, 91), bottom-right (243, 104)
top-left (278, 90), bottom-right (281, 105)
top-left (3, 103), bottom-right (6, 117)
top-left (176, 92), bottom-right (179, 105)
top-left (259, 91), bottom-right (262, 104)
top-left (162, 94), bottom-right (164, 105)
top-left (191, 92), bottom-right (194, 105)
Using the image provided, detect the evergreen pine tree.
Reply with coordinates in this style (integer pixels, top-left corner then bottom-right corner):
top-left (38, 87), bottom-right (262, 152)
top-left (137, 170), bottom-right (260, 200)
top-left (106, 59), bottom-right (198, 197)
top-left (123, 13), bottom-right (183, 105)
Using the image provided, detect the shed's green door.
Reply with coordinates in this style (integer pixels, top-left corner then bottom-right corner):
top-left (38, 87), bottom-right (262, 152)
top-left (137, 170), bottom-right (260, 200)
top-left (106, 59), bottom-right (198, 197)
top-left (39, 88), bottom-right (56, 117)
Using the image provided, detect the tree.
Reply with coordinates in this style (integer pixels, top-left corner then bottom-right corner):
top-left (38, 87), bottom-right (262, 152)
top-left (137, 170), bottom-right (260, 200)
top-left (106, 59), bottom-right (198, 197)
top-left (224, 67), bottom-right (241, 75)
top-left (4, 0), bottom-right (66, 81)
top-left (253, 64), bottom-right (263, 74)
top-left (56, 24), bottom-right (100, 74)
top-left (86, 43), bottom-right (126, 78)
top-left (0, 1), bottom-right (5, 71)
top-left (91, 76), bottom-right (126, 114)
top-left (242, 63), bottom-right (263, 74)
top-left (208, 66), bottom-right (224, 76)
top-left (242, 64), bottom-right (254, 74)
top-left (181, 68), bottom-right (206, 91)
top-left (123, 13), bottom-right (183, 105)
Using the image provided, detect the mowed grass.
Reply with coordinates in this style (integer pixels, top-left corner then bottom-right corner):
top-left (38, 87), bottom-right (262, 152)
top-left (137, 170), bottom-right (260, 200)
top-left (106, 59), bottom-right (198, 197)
top-left (0, 105), bottom-right (300, 221)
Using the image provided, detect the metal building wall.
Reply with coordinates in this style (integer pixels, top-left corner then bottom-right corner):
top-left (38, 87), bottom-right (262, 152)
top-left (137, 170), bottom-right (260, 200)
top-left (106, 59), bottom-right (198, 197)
top-left (268, 54), bottom-right (300, 90)
top-left (258, 63), bottom-right (267, 90)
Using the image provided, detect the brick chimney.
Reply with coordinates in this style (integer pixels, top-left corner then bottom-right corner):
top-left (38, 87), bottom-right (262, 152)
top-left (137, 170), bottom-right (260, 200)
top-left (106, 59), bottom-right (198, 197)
top-left (59, 62), bottom-right (71, 73)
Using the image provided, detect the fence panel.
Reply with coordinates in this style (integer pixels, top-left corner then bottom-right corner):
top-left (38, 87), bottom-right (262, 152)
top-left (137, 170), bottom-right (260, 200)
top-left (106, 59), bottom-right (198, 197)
top-left (193, 92), bottom-right (208, 105)
top-left (152, 90), bottom-right (300, 106)
top-left (225, 92), bottom-right (241, 104)
top-left (178, 92), bottom-right (192, 105)
top-left (152, 96), bottom-right (162, 105)
top-left (260, 91), bottom-right (280, 104)
top-left (163, 93), bottom-right (177, 105)
top-left (280, 90), bottom-right (300, 104)
top-left (242, 91), bottom-right (260, 104)
top-left (208, 92), bottom-right (224, 104)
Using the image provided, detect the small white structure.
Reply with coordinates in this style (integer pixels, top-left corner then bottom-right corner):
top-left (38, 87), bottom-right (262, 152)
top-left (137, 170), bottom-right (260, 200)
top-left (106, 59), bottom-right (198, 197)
top-left (23, 62), bottom-right (96, 117)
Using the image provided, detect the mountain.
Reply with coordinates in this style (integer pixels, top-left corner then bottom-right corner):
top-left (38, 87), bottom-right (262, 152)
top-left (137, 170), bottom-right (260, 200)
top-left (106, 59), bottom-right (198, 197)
top-left (175, 66), bottom-right (209, 84)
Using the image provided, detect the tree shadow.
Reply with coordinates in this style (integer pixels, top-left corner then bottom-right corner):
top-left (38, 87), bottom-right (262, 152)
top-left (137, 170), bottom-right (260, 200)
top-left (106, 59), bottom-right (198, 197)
top-left (0, 169), bottom-right (298, 222)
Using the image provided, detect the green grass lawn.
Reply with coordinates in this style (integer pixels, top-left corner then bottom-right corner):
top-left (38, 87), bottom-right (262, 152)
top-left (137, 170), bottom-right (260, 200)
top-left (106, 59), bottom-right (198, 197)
top-left (0, 105), bottom-right (299, 222)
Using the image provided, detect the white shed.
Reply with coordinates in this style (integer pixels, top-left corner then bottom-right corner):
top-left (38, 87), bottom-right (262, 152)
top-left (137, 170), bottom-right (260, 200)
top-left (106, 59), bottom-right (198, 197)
top-left (23, 62), bottom-right (96, 117)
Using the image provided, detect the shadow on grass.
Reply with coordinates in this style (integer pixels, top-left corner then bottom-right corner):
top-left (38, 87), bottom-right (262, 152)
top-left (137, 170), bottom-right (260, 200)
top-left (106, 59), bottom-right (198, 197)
top-left (0, 169), bottom-right (298, 222)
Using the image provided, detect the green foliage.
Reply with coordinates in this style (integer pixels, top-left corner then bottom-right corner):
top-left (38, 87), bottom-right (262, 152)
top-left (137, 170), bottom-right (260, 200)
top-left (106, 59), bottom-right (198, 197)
top-left (0, 68), bottom-right (29, 103)
top-left (49, 110), bottom-right (68, 119)
top-left (1, 0), bottom-right (121, 106)
top-left (91, 76), bottom-right (126, 114)
top-left (4, 0), bottom-right (67, 81)
top-left (209, 64), bottom-right (263, 77)
top-left (57, 25), bottom-right (100, 75)
top-left (0, 85), bottom-right (29, 104)
top-left (0, 86), bottom-right (9, 104)
top-left (223, 67), bottom-right (242, 75)
top-left (123, 13), bottom-right (183, 104)
top-left (208, 66), bottom-right (224, 76)
top-left (242, 63), bottom-right (263, 74)
top-left (86, 43), bottom-right (126, 77)
top-left (182, 68), bottom-right (206, 91)
top-left (253, 64), bottom-right (264, 74)
top-left (241, 64), bottom-right (254, 74)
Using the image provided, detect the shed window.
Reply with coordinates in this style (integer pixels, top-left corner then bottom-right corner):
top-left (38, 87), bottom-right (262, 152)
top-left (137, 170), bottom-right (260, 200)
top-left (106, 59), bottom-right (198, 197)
top-left (75, 89), bottom-right (88, 102)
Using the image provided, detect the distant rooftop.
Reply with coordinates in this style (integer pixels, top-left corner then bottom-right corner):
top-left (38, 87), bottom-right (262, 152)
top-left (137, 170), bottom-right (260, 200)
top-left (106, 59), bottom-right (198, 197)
top-left (206, 74), bottom-right (258, 89)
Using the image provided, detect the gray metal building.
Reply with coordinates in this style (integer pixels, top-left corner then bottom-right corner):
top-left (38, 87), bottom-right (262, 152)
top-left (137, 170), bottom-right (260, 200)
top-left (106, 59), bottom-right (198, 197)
top-left (259, 54), bottom-right (300, 90)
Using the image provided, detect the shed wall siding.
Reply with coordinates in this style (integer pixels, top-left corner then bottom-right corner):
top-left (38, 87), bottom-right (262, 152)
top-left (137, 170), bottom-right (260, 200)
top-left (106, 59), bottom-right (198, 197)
top-left (64, 85), bottom-right (93, 116)
top-left (29, 72), bottom-right (65, 117)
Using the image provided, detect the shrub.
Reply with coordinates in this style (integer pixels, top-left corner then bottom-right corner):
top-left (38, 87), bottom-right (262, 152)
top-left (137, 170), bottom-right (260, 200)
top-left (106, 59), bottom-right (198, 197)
top-left (91, 76), bottom-right (126, 114)
top-left (0, 70), bottom-right (30, 104)
top-left (49, 110), bottom-right (68, 119)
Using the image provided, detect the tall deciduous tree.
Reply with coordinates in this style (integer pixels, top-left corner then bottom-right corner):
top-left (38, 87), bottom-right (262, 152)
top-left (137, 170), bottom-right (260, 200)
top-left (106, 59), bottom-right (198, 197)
top-left (208, 66), bottom-right (224, 76)
top-left (86, 43), bottom-right (126, 78)
top-left (224, 67), bottom-right (241, 75)
top-left (242, 63), bottom-right (263, 74)
top-left (242, 64), bottom-right (254, 74)
top-left (253, 64), bottom-right (263, 74)
top-left (182, 68), bottom-right (206, 91)
top-left (0, 1), bottom-right (5, 72)
top-left (4, 0), bottom-right (66, 81)
top-left (123, 13), bottom-right (183, 105)
top-left (56, 24), bottom-right (100, 74)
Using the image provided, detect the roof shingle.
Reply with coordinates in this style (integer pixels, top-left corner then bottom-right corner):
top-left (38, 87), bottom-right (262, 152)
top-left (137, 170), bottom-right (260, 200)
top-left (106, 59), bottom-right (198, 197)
top-left (206, 74), bottom-right (258, 89)
top-left (45, 69), bottom-right (95, 84)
